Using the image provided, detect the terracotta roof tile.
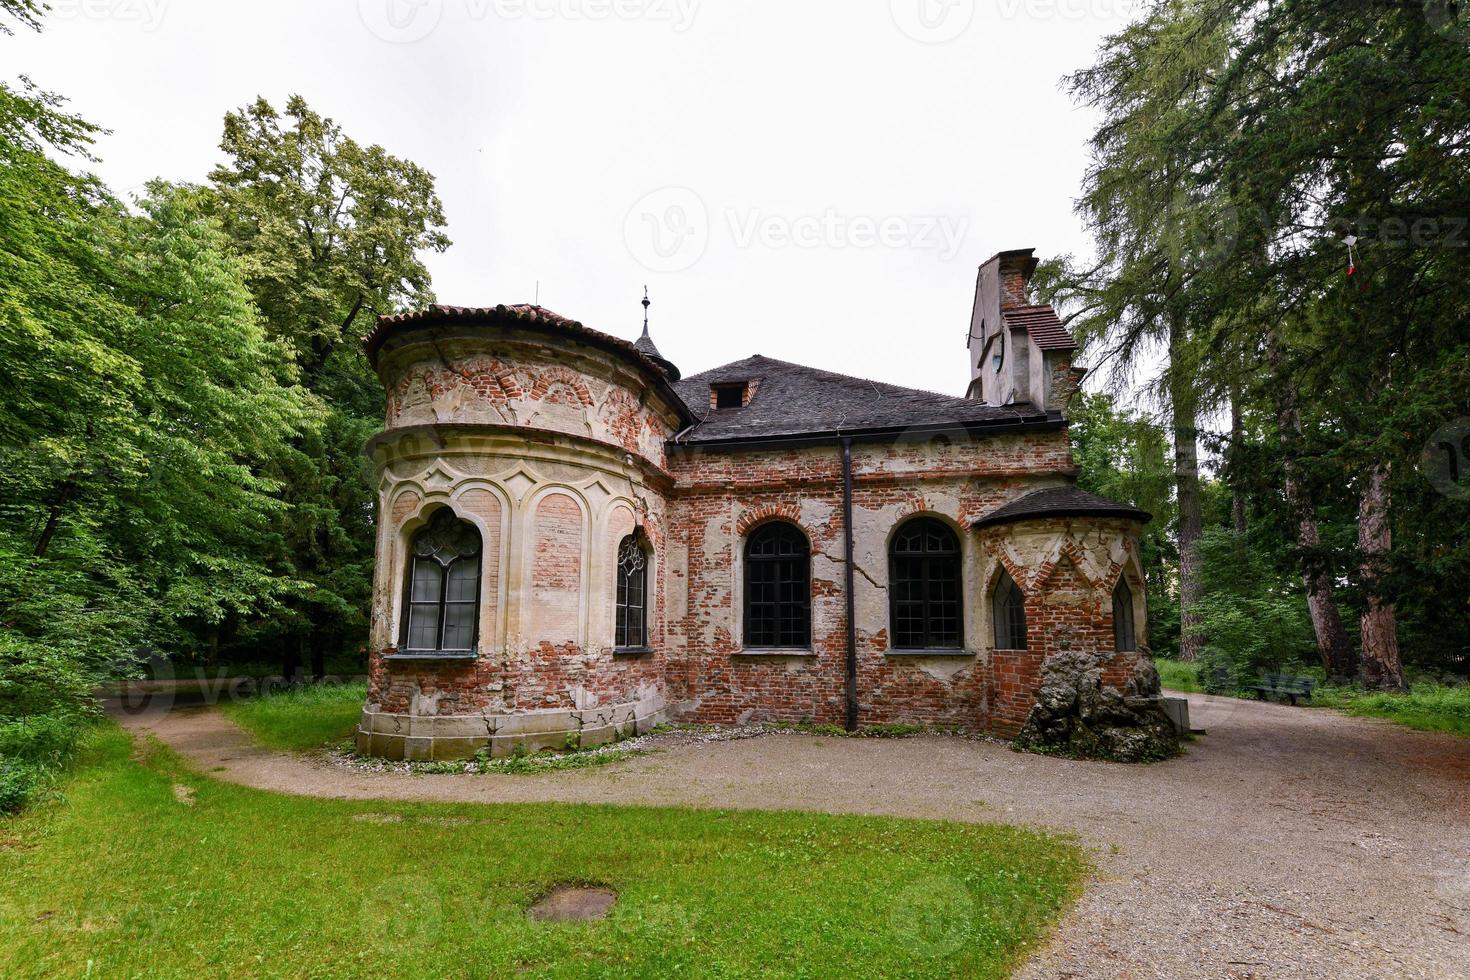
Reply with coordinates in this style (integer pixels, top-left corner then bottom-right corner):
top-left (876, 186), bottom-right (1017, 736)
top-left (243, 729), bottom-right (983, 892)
top-left (1002, 304), bottom-right (1076, 351)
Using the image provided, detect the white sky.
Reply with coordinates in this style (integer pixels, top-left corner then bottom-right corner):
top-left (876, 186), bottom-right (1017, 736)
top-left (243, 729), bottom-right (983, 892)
top-left (12, 0), bottom-right (1148, 397)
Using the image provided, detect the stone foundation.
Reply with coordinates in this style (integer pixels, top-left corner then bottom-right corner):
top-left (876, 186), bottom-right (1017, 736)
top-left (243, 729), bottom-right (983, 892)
top-left (356, 692), bottom-right (674, 761)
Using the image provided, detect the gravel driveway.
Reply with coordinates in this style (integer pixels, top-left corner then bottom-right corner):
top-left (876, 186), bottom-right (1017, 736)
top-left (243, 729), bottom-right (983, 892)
top-left (114, 692), bottom-right (1469, 979)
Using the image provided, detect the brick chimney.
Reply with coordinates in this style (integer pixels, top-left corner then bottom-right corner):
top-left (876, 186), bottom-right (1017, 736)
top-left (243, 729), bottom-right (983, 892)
top-left (967, 248), bottom-right (1041, 404)
top-left (998, 250), bottom-right (1038, 309)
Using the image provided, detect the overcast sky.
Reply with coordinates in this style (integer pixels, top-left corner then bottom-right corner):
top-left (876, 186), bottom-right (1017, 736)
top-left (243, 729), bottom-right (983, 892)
top-left (13, 0), bottom-right (1145, 396)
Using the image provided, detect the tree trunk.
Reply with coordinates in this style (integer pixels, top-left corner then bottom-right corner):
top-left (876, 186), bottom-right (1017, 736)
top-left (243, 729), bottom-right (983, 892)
top-left (1266, 328), bottom-right (1356, 681)
top-left (310, 629), bottom-right (327, 682)
top-left (33, 479), bottom-right (77, 559)
top-left (282, 636), bottom-right (301, 684)
top-left (1169, 323), bottom-right (1205, 662)
top-left (1229, 385), bottom-right (1248, 534)
top-left (1357, 461), bottom-right (1405, 690)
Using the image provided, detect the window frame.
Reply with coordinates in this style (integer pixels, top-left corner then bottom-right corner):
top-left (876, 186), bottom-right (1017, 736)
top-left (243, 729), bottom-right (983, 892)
top-left (992, 569), bottom-right (1028, 651)
top-left (1113, 577), bottom-right (1137, 652)
top-left (615, 532), bottom-right (652, 654)
top-left (887, 517), bottom-right (965, 651)
top-left (398, 509), bottom-right (482, 656)
top-left (742, 521), bottom-right (812, 651)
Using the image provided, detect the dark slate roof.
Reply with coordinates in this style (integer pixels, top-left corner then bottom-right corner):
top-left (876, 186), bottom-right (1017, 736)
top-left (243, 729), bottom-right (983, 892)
top-left (363, 304), bottom-right (692, 420)
top-left (671, 355), bottom-right (1056, 446)
top-left (1002, 304), bottom-right (1076, 351)
top-left (632, 327), bottom-right (682, 381)
top-left (972, 486), bottom-right (1150, 529)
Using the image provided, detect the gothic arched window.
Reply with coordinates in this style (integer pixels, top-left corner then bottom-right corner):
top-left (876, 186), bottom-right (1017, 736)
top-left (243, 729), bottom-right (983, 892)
top-left (616, 533), bottom-right (650, 651)
top-left (1113, 578), bottom-right (1137, 652)
top-left (992, 569), bottom-right (1027, 651)
top-left (889, 518), bottom-right (963, 650)
top-left (743, 522), bottom-right (810, 649)
top-left (402, 509), bottom-right (482, 653)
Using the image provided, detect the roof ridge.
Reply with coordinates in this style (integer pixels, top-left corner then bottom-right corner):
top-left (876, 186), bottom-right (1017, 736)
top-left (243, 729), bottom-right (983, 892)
top-left (685, 353), bottom-right (979, 406)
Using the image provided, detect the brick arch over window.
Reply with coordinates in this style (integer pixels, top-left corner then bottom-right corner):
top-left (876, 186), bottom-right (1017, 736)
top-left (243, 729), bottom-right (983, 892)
top-left (742, 521), bottom-right (811, 649)
top-left (735, 502), bottom-right (804, 537)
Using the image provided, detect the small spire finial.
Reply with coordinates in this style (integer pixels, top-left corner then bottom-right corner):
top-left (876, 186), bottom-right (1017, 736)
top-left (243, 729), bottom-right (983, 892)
top-left (641, 286), bottom-right (651, 337)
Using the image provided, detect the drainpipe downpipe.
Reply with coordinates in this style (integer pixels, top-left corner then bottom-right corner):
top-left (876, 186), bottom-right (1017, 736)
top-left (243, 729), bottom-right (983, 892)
top-left (841, 437), bottom-right (859, 732)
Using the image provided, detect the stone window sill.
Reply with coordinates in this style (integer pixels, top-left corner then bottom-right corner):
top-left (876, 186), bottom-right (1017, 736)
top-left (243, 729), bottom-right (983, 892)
top-left (885, 649), bottom-right (974, 658)
top-left (735, 648), bottom-right (816, 657)
top-left (614, 646), bottom-right (655, 657)
top-left (383, 652), bottom-right (478, 663)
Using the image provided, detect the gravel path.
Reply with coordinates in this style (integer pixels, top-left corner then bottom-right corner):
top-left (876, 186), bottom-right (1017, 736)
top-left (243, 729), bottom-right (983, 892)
top-left (112, 693), bottom-right (1469, 979)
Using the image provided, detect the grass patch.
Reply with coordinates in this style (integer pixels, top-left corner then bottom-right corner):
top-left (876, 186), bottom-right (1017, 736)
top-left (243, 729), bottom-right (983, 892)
top-left (1153, 659), bottom-right (1470, 738)
top-left (220, 681), bottom-right (367, 752)
top-left (1153, 659), bottom-right (1202, 693)
top-left (0, 726), bottom-right (1088, 979)
top-left (1308, 683), bottom-right (1470, 738)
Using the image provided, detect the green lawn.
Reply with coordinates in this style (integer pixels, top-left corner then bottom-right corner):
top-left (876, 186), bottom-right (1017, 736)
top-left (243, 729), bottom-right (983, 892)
top-left (1153, 659), bottom-right (1202, 694)
top-left (1153, 659), bottom-right (1470, 737)
top-left (220, 681), bottom-right (367, 751)
top-left (0, 727), bottom-right (1088, 978)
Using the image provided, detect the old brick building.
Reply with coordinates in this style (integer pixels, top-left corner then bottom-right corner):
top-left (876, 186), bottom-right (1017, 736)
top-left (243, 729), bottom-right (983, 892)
top-left (355, 249), bottom-right (1165, 761)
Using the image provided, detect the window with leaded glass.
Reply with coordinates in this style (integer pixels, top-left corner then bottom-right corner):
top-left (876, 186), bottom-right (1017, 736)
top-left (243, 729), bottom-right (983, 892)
top-left (1113, 578), bottom-right (1137, 652)
top-left (615, 533), bottom-right (649, 651)
top-left (401, 509), bottom-right (482, 653)
top-left (992, 569), bottom-right (1027, 651)
top-left (888, 518), bottom-right (963, 649)
top-left (743, 522), bottom-right (810, 649)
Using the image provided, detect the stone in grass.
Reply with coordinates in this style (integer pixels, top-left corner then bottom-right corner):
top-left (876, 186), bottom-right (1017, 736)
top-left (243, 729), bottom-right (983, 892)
top-left (528, 885), bottom-right (618, 923)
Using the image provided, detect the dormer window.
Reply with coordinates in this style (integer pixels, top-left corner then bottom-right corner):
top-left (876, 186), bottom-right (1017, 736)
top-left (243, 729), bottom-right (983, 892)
top-left (713, 382), bottom-right (748, 410)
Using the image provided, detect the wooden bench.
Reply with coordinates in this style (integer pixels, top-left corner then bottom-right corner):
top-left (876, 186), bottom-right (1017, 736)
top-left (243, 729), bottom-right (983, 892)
top-left (1252, 673), bottom-right (1316, 706)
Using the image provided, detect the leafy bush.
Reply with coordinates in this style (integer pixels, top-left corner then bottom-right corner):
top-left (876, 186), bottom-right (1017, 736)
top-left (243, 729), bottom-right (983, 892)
top-left (1193, 527), bottom-right (1318, 686)
top-left (0, 757), bottom-right (45, 815)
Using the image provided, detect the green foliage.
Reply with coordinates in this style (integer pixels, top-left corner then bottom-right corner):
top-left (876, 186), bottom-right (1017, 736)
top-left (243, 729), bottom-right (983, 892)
top-left (1061, 0), bottom-right (1470, 684)
top-left (0, 34), bottom-right (312, 810)
top-left (204, 94), bottom-right (451, 673)
top-left (220, 681), bottom-right (367, 752)
top-left (1193, 527), bottom-right (1317, 687)
top-left (1070, 392), bottom-right (1180, 655)
top-left (0, 726), bottom-right (1088, 977)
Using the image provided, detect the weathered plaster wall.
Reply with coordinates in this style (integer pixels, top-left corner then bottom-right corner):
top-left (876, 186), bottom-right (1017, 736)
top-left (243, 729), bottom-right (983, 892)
top-left (662, 431), bottom-right (1131, 731)
top-left (362, 336), bottom-right (680, 751)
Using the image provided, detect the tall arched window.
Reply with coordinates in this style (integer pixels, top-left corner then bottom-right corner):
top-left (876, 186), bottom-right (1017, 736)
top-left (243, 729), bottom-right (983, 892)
top-left (615, 533), bottom-right (649, 651)
top-left (889, 518), bottom-right (963, 650)
top-left (744, 522), bottom-right (810, 649)
top-left (402, 509), bottom-right (482, 653)
top-left (992, 569), bottom-right (1027, 651)
top-left (1113, 578), bottom-right (1137, 652)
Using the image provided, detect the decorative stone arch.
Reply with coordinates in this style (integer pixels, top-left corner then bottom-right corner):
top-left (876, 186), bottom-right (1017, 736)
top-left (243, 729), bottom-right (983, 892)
top-left (978, 544), bottom-right (1033, 655)
top-left (1029, 538), bottom-right (1102, 595)
top-left (519, 484), bottom-right (594, 651)
top-left (594, 499), bottom-right (655, 654)
top-left (448, 481), bottom-right (513, 655)
top-left (1102, 544), bottom-right (1149, 654)
top-left (385, 495), bottom-right (487, 655)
